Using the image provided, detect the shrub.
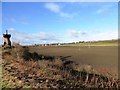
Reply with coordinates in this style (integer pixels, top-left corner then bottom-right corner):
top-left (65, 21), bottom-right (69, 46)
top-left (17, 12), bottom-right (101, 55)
top-left (22, 49), bottom-right (32, 61)
top-left (21, 48), bottom-right (42, 61)
top-left (31, 52), bottom-right (40, 60)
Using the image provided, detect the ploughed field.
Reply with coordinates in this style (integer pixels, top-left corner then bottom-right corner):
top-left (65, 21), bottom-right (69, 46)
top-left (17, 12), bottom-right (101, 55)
top-left (29, 46), bottom-right (118, 78)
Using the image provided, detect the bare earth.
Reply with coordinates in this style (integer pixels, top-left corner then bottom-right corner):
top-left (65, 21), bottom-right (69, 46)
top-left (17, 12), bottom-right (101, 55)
top-left (29, 46), bottom-right (118, 78)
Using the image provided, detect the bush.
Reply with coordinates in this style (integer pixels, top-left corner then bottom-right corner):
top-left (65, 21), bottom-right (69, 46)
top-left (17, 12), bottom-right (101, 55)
top-left (22, 49), bottom-right (32, 61)
top-left (22, 49), bottom-right (41, 61)
top-left (31, 52), bottom-right (40, 60)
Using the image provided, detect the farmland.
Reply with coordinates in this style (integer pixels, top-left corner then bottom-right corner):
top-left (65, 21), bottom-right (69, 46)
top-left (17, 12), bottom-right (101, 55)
top-left (29, 41), bottom-right (118, 78)
top-left (2, 39), bottom-right (119, 88)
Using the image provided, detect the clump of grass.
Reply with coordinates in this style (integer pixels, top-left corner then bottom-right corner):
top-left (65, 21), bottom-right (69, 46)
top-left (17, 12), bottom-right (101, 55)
top-left (52, 57), bottom-right (63, 67)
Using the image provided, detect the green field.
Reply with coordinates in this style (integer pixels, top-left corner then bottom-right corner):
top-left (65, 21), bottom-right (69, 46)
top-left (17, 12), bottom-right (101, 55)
top-left (61, 39), bottom-right (118, 46)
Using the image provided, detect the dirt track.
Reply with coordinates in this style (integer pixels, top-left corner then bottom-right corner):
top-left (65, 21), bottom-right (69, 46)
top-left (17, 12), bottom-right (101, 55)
top-left (29, 46), bottom-right (118, 77)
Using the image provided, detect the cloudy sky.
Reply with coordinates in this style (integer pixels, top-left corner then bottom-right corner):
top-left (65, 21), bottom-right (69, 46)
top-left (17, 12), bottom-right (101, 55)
top-left (2, 2), bottom-right (118, 45)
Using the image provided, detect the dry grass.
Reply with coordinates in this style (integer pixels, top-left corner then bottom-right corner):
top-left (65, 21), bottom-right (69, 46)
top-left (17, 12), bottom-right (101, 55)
top-left (2, 45), bottom-right (119, 89)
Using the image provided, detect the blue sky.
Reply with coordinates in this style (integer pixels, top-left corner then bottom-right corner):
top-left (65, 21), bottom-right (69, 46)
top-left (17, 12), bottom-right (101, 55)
top-left (2, 2), bottom-right (118, 45)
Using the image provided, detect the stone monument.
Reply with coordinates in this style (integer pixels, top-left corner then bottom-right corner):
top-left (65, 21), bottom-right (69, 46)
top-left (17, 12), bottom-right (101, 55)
top-left (3, 30), bottom-right (11, 47)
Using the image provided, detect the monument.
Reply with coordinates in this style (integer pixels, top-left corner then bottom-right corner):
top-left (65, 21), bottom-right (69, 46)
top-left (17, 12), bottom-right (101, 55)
top-left (3, 30), bottom-right (11, 47)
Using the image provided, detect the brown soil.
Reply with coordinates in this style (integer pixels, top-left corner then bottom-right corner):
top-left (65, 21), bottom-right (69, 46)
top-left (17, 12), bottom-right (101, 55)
top-left (29, 46), bottom-right (118, 78)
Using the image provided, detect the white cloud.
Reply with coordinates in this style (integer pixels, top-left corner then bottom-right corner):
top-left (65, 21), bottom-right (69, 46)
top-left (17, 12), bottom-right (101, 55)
top-left (96, 8), bottom-right (109, 14)
top-left (96, 5), bottom-right (113, 14)
top-left (80, 30), bottom-right (118, 41)
top-left (1, 28), bottom-right (118, 45)
top-left (93, 30), bottom-right (118, 40)
top-left (66, 30), bottom-right (87, 38)
top-left (65, 29), bottom-right (118, 42)
top-left (45, 3), bottom-right (76, 18)
top-left (7, 28), bottom-right (16, 33)
top-left (7, 28), bottom-right (60, 45)
top-left (4, 17), bottom-right (29, 25)
top-left (45, 3), bottom-right (61, 13)
top-left (59, 12), bottom-right (75, 18)
top-left (67, 30), bottom-right (80, 38)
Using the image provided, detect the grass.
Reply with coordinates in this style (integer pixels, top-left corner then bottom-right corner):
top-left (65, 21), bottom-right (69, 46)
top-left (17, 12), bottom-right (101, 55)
top-left (61, 39), bottom-right (118, 46)
top-left (2, 45), bottom-right (119, 89)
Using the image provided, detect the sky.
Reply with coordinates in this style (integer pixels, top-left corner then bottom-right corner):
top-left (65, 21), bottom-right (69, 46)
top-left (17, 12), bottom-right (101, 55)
top-left (2, 0), bottom-right (119, 2)
top-left (2, 2), bottom-right (118, 45)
